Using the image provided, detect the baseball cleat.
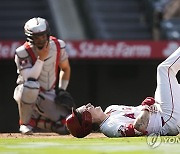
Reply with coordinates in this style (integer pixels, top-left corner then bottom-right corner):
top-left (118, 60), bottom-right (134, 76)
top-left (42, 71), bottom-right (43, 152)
top-left (19, 125), bottom-right (33, 135)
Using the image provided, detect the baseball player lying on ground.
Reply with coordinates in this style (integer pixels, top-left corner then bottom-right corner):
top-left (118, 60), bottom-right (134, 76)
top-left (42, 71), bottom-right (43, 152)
top-left (66, 45), bottom-right (180, 138)
top-left (66, 98), bottom-right (161, 138)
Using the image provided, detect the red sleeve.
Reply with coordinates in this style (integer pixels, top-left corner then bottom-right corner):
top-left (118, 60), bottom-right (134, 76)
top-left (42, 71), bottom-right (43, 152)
top-left (124, 124), bottom-right (136, 137)
top-left (118, 124), bottom-right (135, 137)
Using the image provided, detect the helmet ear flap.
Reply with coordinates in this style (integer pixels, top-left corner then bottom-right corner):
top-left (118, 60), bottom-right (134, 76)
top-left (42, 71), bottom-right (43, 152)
top-left (81, 111), bottom-right (92, 131)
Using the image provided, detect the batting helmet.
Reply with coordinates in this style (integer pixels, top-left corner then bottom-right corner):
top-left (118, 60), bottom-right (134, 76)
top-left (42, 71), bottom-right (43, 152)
top-left (66, 108), bottom-right (92, 138)
top-left (24, 17), bottom-right (50, 44)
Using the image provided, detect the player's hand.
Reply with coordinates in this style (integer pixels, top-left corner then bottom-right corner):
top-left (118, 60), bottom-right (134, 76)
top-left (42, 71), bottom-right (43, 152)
top-left (141, 97), bottom-right (155, 106)
top-left (142, 104), bottom-right (159, 113)
top-left (149, 104), bottom-right (159, 113)
top-left (36, 41), bottom-right (49, 61)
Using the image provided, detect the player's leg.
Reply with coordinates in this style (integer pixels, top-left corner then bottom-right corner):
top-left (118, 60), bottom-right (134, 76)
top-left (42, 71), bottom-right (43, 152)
top-left (154, 47), bottom-right (180, 135)
top-left (35, 90), bottom-right (72, 134)
top-left (13, 80), bottom-right (40, 134)
top-left (29, 115), bottom-right (69, 135)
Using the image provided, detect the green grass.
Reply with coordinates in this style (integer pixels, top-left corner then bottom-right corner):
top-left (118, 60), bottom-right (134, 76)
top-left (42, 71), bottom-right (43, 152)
top-left (0, 136), bottom-right (180, 154)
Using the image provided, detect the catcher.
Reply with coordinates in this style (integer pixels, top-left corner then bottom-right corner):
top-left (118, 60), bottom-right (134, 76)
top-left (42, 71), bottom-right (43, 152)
top-left (13, 17), bottom-right (75, 135)
top-left (66, 45), bottom-right (180, 137)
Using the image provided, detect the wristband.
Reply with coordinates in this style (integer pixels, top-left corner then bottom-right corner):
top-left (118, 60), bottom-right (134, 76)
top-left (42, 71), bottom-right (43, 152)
top-left (59, 79), bottom-right (69, 90)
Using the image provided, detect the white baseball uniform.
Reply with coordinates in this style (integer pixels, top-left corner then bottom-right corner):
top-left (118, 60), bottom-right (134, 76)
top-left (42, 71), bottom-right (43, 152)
top-left (14, 36), bottom-right (69, 125)
top-left (100, 105), bottom-right (163, 137)
top-left (155, 46), bottom-right (180, 135)
top-left (100, 46), bottom-right (180, 137)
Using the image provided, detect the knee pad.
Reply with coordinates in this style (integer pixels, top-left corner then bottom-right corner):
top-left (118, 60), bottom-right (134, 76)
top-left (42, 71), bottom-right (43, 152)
top-left (21, 80), bottom-right (40, 104)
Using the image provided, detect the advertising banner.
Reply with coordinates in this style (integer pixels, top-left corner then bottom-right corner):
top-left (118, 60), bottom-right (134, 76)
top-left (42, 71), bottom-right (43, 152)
top-left (0, 40), bottom-right (180, 60)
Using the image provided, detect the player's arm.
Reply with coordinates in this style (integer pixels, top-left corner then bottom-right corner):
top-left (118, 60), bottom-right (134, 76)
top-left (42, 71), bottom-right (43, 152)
top-left (15, 54), bottom-right (44, 81)
top-left (133, 109), bottom-right (150, 134)
top-left (21, 59), bottom-right (44, 80)
top-left (133, 97), bottom-right (155, 134)
top-left (58, 48), bottom-right (71, 90)
top-left (15, 43), bottom-right (49, 81)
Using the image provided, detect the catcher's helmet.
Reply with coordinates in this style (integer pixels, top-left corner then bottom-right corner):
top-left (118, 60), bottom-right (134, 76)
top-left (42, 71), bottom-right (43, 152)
top-left (24, 17), bottom-right (50, 44)
top-left (66, 108), bottom-right (92, 138)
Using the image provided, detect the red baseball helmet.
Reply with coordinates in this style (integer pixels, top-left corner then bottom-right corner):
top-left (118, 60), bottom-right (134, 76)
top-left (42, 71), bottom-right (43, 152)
top-left (66, 108), bottom-right (92, 138)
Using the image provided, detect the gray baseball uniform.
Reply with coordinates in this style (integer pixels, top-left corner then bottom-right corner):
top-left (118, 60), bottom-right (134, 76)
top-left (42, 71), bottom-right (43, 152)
top-left (14, 36), bottom-right (69, 125)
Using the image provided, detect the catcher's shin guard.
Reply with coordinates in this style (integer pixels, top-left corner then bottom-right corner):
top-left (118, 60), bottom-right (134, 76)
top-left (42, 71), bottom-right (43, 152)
top-left (51, 117), bottom-right (70, 135)
top-left (35, 117), bottom-right (70, 135)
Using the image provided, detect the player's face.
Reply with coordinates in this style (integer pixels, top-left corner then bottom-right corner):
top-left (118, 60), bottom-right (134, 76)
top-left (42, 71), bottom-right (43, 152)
top-left (86, 104), bottom-right (105, 123)
top-left (33, 34), bottom-right (48, 49)
top-left (76, 103), bottom-right (106, 124)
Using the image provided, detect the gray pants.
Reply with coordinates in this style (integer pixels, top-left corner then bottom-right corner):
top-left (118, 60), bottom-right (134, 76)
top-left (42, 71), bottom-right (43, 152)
top-left (13, 81), bottom-right (69, 126)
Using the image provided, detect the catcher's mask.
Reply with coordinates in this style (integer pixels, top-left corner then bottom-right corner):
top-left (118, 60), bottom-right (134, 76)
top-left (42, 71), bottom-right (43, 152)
top-left (66, 108), bottom-right (92, 138)
top-left (24, 17), bottom-right (50, 49)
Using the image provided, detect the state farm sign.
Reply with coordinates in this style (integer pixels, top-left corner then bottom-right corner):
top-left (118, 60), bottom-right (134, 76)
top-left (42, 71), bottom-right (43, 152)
top-left (77, 42), bottom-right (151, 58)
top-left (66, 40), bottom-right (180, 59)
top-left (0, 40), bottom-right (180, 59)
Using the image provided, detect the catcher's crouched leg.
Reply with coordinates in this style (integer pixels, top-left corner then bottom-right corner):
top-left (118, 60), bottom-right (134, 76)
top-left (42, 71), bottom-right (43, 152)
top-left (52, 116), bottom-right (70, 135)
top-left (52, 89), bottom-right (76, 135)
top-left (35, 117), bottom-right (70, 135)
top-left (14, 79), bottom-right (40, 134)
top-left (21, 79), bottom-right (40, 104)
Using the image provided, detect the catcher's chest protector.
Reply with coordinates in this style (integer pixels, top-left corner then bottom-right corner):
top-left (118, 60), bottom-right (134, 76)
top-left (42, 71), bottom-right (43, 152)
top-left (24, 36), bottom-right (61, 91)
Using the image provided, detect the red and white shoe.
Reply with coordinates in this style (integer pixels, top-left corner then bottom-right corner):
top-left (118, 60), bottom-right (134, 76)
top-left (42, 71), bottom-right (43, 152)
top-left (19, 125), bottom-right (33, 135)
top-left (19, 118), bottom-right (37, 135)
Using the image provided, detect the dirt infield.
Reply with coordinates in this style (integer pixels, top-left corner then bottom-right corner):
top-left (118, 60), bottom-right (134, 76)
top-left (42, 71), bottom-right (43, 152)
top-left (0, 133), bottom-right (106, 138)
